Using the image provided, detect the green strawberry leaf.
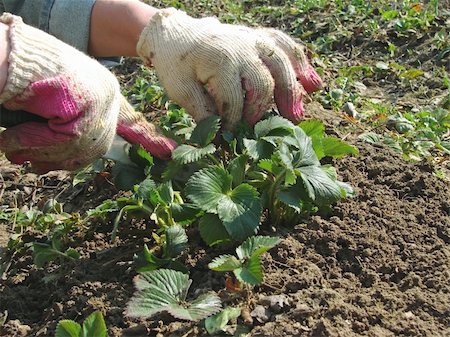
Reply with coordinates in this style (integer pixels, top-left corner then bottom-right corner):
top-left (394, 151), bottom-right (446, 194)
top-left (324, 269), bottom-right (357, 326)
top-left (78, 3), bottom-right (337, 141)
top-left (299, 119), bottom-right (325, 137)
top-left (234, 254), bottom-right (263, 285)
top-left (189, 116), bottom-right (221, 146)
top-left (81, 311), bottom-right (107, 337)
top-left (198, 213), bottom-right (231, 246)
top-left (298, 166), bottom-right (343, 203)
top-left (127, 269), bottom-right (221, 321)
top-left (208, 255), bottom-right (242, 271)
top-left (55, 320), bottom-right (81, 337)
top-left (186, 167), bottom-right (232, 213)
top-left (217, 184), bottom-right (262, 241)
top-left (172, 144), bottom-right (216, 164)
top-left (321, 136), bottom-right (359, 158)
top-left (163, 225), bottom-right (188, 259)
top-left (254, 115), bottom-right (294, 138)
top-left (205, 307), bottom-right (241, 335)
top-left (235, 236), bottom-right (280, 260)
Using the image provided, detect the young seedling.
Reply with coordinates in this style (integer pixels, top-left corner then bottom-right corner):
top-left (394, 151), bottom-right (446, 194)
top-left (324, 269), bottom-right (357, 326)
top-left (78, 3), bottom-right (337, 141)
top-left (241, 116), bottom-right (356, 225)
top-left (33, 240), bottom-right (80, 268)
top-left (134, 224), bottom-right (188, 273)
top-left (55, 311), bottom-right (107, 337)
top-left (204, 306), bottom-right (242, 335)
top-left (208, 236), bottom-right (280, 286)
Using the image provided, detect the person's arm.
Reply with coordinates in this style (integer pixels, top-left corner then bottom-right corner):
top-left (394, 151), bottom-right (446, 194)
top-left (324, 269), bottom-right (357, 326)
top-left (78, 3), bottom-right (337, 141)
top-left (88, 0), bottom-right (159, 57)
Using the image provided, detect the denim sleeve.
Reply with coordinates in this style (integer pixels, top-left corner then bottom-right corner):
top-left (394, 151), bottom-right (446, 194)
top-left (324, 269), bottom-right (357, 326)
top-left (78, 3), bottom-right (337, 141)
top-left (1, 0), bottom-right (96, 54)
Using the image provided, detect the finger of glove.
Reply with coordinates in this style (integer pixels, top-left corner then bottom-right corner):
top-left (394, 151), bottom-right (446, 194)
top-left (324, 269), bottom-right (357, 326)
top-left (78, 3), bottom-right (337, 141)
top-left (0, 122), bottom-right (73, 152)
top-left (263, 29), bottom-right (323, 93)
top-left (258, 44), bottom-right (305, 123)
top-left (0, 125), bottom-right (87, 173)
top-left (117, 95), bottom-right (177, 160)
top-left (206, 70), bottom-right (245, 130)
top-left (240, 60), bottom-right (275, 126)
top-left (163, 75), bottom-right (217, 123)
top-left (117, 120), bottom-right (177, 160)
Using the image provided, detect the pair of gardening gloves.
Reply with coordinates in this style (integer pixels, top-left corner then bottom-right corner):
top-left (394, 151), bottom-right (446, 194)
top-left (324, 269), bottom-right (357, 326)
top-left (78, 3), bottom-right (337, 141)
top-left (0, 9), bottom-right (322, 173)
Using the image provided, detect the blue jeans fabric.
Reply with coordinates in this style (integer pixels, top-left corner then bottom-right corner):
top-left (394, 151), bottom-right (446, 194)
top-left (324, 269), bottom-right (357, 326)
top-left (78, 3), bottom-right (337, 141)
top-left (0, 0), bottom-right (96, 53)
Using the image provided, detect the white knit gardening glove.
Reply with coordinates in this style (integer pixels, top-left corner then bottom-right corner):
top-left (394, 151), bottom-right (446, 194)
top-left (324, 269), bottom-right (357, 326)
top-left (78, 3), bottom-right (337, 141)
top-left (0, 13), bottom-right (176, 173)
top-left (137, 8), bottom-right (323, 130)
top-left (0, 13), bottom-right (120, 173)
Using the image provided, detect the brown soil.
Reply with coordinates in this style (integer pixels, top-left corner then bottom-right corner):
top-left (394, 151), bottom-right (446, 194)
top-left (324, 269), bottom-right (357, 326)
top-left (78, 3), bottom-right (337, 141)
top-left (1, 2), bottom-right (450, 336)
top-left (1, 102), bottom-right (449, 337)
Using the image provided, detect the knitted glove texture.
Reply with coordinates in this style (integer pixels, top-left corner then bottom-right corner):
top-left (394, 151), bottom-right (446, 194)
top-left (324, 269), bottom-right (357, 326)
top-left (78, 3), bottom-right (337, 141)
top-left (137, 8), bottom-right (322, 130)
top-left (0, 13), bottom-right (120, 173)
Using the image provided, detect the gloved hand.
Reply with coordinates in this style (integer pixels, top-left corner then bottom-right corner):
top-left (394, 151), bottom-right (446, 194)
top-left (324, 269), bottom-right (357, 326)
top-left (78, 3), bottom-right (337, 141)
top-left (137, 8), bottom-right (322, 130)
top-left (0, 13), bottom-right (120, 173)
top-left (117, 96), bottom-right (177, 160)
top-left (0, 13), bottom-right (175, 173)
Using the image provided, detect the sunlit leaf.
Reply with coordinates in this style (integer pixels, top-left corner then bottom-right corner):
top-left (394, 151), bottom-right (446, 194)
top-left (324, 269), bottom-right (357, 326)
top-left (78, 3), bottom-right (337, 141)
top-left (166, 293), bottom-right (222, 321)
top-left (299, 119), bottom-right (324, 137)
top-left (298, 165), bottom-right (343, 203)
top-left (234, 254), bottom-right (263, 285)
top-left (81, 311), bottom-right (107, 337)
top-left (127, 269), bottom-right (221, 321)
top-left (172, 144), bottom-right (216, 164)
top-left (186, 167), bottom-right (232, 213)
top-left (235, 236), bottom-right (280, 260)
top-left (217, 184), bottom-right (262, 241)
top-left (208, 255), bottom-right (242, 271)
top-left (321, 136), bottom-right (359, 158)
top-left (254, 115), bottom-right (294, 138)
top-left (55, 320), bottom-right (81, 337)
top-left (205, 307), bottom-right (241, 335)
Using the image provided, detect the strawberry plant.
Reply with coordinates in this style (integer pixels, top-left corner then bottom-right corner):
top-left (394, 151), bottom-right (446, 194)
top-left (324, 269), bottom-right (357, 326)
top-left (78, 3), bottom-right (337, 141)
top-left (103, 112), bottom-right (356, 246)
top-left (33, 240), bottom-right (80, 268)
top-left (208, 236), bottom-right (280, 285)
top-left (134, 224), bottom-right (188, 273)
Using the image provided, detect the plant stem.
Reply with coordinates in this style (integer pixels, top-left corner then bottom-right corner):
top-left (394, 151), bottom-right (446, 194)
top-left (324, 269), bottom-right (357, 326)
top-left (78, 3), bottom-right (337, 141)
top-left (207, 153), bottom-right (222, 167)
top-left (267, 169), bottom-right (287, 226)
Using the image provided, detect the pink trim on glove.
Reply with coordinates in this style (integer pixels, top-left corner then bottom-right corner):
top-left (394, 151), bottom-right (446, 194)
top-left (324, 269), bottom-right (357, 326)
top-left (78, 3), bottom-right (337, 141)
top-left (298, 65), bottom-right (323, 94)
top-left (117, 121), bottom-right (177, 160)
top-left (5, 75), bottom-right (85, 142)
